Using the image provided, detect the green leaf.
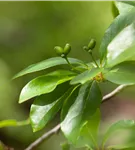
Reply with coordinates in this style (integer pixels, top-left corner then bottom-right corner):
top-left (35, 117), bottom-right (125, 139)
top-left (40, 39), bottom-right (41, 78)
top-left (70, 68), bottom-right (102, 85)
top-left (0, 119), bottom-right (29, 128)
top-left (115, 1), bottom-right (135, 14)
top-left (61, 81), bottom-right (102, 146)
top-left (102, 120), bottom-right (135, 148)
top-left (61, 85), bottom-right (80, 121)
top-left (99, 9), bottom-right (135, 67)
top-left (0, 120), bottom-right (17, 128)
top-left (83, 81), bottom-right (102, 119)
top-left (13, 57), bottom-right (85, 79)
top-left (60, 142), bottom-right (70, 150)
top-left (112, 1), bottom-right (119, 18)
top-left (19, 70), bottom-right (76, 103)
top-left (108, 143), bottom-right (135, 150)
top-left (116, 0), bottom-right (135, 7)
top-left (76, 109), bottom-right (101, 149)
top-left (61, 82), bottom-right (91, 144)
top-left (104, 61), bottom-right (135, 85)
top-left (30, 86), bottom-right (75, 132)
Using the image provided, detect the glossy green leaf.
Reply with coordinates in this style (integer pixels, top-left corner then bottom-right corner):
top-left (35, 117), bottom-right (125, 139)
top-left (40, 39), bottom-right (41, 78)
top-left (83, 81), bottom-right (102, 119)
top-left (13, 57), bottom-right (85, 79)
top-left (30, 86), bottom-right (75, 132)
top-left (115, 1), bottom-right (135, 14)
top-left (19, 70), bottom-right (76, 103)
top-left (61, 85), bottom-right (80, 121)
top-left (104, 61), bottom-right (135, 85)
top-left (61, 81), bottom-right (102, 146)
top-left (115, 0), bottom-right (135, 7)
top-left (102, 120), bottom-right (135, 148)
top-left (99, 9), bottom-right (135, 67)
top-left (70, 68), bottom-right (102, 85)
top-left (76, 109), bottom-right (101, 149)
top-left (61, 82), bottom-right (91, 144)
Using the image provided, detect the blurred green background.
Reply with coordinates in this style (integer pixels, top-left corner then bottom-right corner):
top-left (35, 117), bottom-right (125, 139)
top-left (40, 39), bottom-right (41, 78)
top-left (1, 1), bottom-right (132, 150)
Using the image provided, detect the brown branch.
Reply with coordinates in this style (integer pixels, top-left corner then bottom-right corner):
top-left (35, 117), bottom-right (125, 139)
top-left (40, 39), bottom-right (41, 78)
top-left (102, 84), bottom-right (129, 103)
top-left (25, 84), bottom-right (130, 150)
top-left (25, 124), bottom-right (61, 150)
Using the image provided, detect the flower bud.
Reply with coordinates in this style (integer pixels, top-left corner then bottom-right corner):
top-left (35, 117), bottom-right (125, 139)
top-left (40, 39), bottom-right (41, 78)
top-left (64, 43), bottom-right (71, 55)
top-left (88, 49), bottom-right (92, 54)
top-left (88, 39), bottom-right (96, 50)
top-left (83, 46), bottom-right (89, 51)
top-left (54, 46), bottom-right (64, 56)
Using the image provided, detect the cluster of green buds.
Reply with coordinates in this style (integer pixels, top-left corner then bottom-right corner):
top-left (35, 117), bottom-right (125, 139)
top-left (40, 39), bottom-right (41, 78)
top-left (54, 43), bottom-right (71, 58)
top-left (83, 38), bottom-right (96, 54)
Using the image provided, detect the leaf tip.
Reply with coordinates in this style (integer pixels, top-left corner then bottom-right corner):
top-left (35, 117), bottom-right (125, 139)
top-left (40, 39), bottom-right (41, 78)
top-left (12, 72), bottom-right (21, 80)
top-left (18, 93), bottom-right (27, 104)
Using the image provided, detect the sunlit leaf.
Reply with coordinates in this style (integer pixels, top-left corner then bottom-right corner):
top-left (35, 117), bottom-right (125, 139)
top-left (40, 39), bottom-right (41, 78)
top-left (61, 81), bottom-right (102, 147)
top-left (115, 1), bottom-right (135, 14)
top-left (104, 61), bottom-right (135, 85)
top-left (13, 57), bottom-right (86, 79)
top-left (102, 120), bottom-right (135, 148)
top-left (19, 70), bottom-right (76, 103)
top-left (30, 86), bottom-right (75, 132)
top-left (70, 68), bottom-right (102, 85)
top-left (99, 9), bottom-right (135, 67)
top-left (61, 82), bottom-right (91, 144)
top-left (115, 0), bottom-right (135, 6)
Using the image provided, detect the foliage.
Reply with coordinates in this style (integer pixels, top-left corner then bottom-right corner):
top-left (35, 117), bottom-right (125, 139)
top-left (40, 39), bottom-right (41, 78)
top-left (1, 1), bottom-right (135, 150)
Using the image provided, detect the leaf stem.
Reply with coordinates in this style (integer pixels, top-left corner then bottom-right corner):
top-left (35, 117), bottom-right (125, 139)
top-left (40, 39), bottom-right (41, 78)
top-left (89, 52), bottom-right (99, 68)
top-left (16, 118), bottom-right (30, 126)
top-left (65, 57), bottom-right (73, 68)
top-left (87, 128), bottom-right (99, 150)
top-left (64, 57), bottom-right (82, 72)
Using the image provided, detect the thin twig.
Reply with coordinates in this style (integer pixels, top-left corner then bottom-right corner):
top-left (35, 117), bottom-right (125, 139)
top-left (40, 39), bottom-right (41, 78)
top-left (25, 124), bottom-right (61, 150)
top-left (25, 84), bottom-right (130, 150)
top-left (102, 84), bottom-right (129, 103)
